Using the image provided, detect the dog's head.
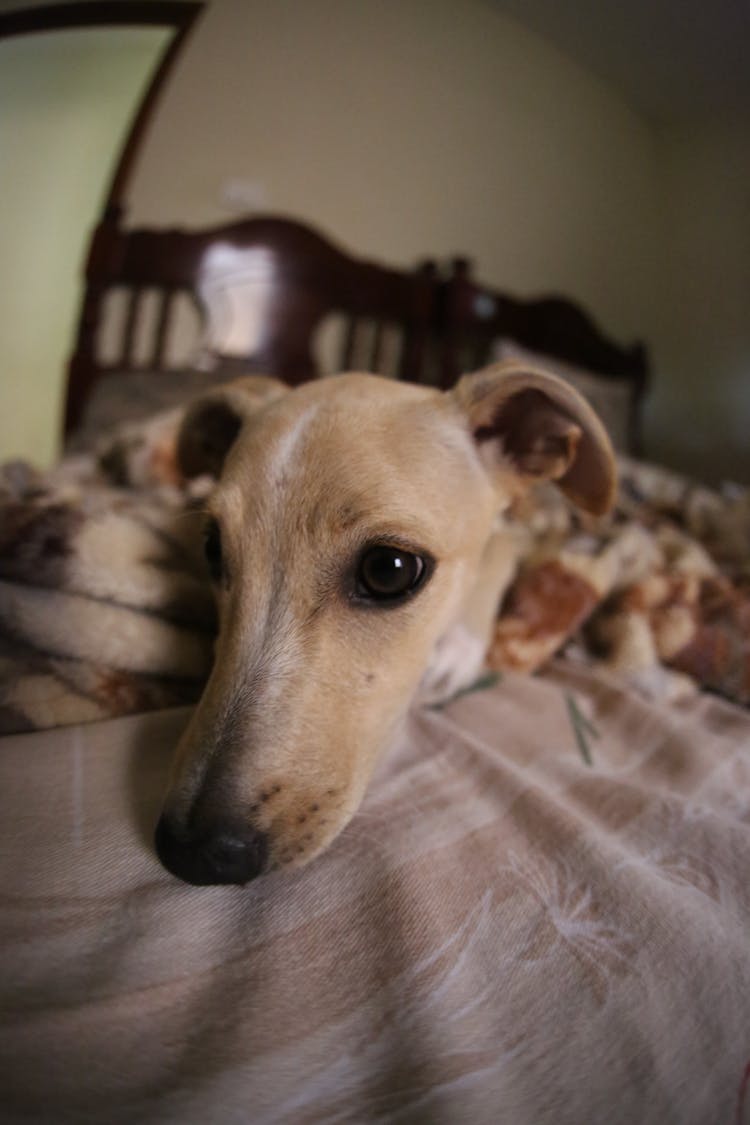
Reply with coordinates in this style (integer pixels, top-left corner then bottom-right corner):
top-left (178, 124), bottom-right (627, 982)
top-left (155, 364), bottom-right (615, 884)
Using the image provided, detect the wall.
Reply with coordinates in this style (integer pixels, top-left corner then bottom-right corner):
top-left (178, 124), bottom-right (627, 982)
top-left (0, 26), bottom-right (170, 465)
top-left (648, 116), bottom-right (750, 483)
top-left (14, 0), bottom-right (742, 482)
top-left (129, 0), bottom-right (750, 484)
top-left (129, 0), bottom-right (660, 348)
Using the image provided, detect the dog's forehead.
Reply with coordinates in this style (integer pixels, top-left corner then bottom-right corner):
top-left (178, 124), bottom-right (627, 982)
top-left (217, 373), bottom-right (492, 547)
top-left (271, 373), bottom-right (447, 437)
top-left (239, 375), bottom-right (479, 487)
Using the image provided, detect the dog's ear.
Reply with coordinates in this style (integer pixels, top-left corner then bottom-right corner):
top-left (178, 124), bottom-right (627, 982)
top-left (177, 376), bottom-right (288, 479)
top-left (453, 361), bottom-right (617, 515)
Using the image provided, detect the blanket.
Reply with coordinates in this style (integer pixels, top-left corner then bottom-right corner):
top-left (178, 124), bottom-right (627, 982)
top-left (0, 402), bottom-right (748, 734)
top-left (2, 663), bottom-right (750, 1124)
top-left (0, 447), bottom-right (215, 733)
top-left (487, 458), bottom-right (750, 705)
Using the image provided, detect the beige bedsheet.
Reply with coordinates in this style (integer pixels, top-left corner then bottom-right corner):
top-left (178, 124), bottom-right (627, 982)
top-left (2, 661), bottom-right (750, 1124)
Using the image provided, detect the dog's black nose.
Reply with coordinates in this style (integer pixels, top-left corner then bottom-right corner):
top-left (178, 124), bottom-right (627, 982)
top-left (154, 814), bottom-right (268, 885)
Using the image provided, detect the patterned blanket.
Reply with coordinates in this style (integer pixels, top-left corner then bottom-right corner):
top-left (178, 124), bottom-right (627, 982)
top-left (1, 403), bottom-right (748, 734)
top-left (488, 458), bottom-right (750, 706)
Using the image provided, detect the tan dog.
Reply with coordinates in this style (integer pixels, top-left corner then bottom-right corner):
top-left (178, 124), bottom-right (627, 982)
top-left (155, 363), bottom-right (616, 884)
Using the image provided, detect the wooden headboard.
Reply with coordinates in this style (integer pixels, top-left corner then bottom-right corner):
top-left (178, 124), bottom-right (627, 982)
top-left (65, 214), bottom-right (437, 434)
top-left (65, 214), bottom-right (649, 452)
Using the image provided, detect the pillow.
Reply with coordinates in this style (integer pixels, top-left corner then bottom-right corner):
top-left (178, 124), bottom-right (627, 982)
top-left (491, 339), bottom-right (633, 453)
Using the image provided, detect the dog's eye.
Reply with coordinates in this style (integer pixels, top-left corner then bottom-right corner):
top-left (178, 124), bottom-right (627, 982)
top-left (355, 545), bottom-right (427, 603)
top-left (203, 519), bottom-right (223, 582)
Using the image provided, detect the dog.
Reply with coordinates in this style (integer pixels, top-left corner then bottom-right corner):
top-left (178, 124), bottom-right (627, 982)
top-left (155, 362), bottom-right (616, 885)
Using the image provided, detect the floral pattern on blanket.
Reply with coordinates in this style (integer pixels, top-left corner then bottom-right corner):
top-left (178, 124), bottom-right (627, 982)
top-left (0, 401), bottom-right (748, 734)
top-left (488, 456), bottom-right (750, 706)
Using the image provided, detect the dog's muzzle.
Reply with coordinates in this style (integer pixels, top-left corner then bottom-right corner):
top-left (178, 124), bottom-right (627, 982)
top-left (154, 814), bottom-right (268, 885)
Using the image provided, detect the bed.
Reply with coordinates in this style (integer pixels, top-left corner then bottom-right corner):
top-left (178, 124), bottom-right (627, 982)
top-left (2, 215), bottom-right (749, 1125)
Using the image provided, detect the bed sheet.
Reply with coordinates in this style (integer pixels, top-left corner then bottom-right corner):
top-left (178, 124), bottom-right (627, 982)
top-left (2, 660), bottom-right (750, 1124)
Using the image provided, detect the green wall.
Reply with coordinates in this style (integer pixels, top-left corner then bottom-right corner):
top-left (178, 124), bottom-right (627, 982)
top-left (0, 26), bottom-right (170, 465)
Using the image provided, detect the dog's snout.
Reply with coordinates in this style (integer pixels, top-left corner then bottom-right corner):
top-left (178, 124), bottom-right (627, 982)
top-left (154, 814), bottom-right (268, 886)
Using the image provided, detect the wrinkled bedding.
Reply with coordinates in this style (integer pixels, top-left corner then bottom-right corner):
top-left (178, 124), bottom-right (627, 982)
top-left (2, 661), bottom-right (750, 1124)
top-left (1, 397), bottom-right (748, 733)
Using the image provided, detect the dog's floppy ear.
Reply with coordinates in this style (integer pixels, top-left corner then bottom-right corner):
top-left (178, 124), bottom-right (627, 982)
top-left (453, 361), bottom-right (617, 515)
top-left (178, 375), bottom-right (288, 479)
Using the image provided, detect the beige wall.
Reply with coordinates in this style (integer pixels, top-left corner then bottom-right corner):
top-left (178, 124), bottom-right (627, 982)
top-left (6, 0), bottom-right (747, 483)
top-left (129, 0), bottom-right (660, 347)
top-left (127, 0), bottom-right (750, 484)
top-left (648, 116), bottom-right (750, 483)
